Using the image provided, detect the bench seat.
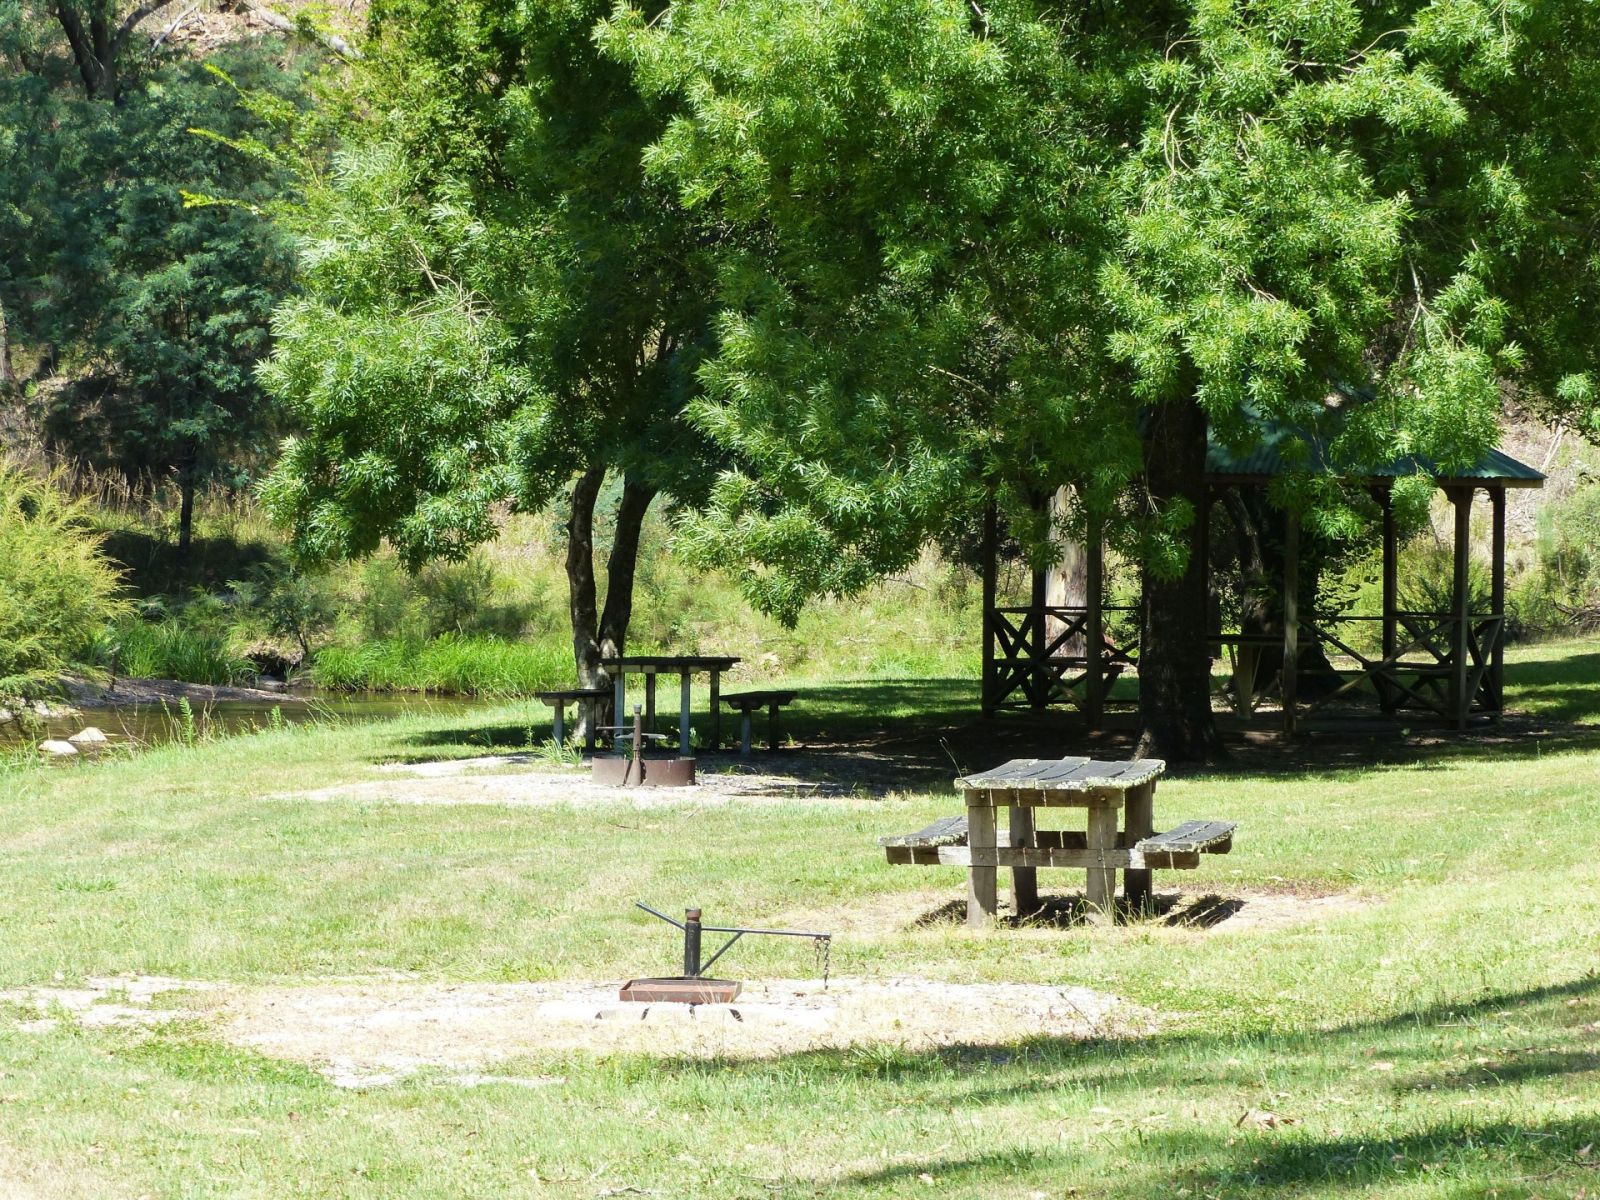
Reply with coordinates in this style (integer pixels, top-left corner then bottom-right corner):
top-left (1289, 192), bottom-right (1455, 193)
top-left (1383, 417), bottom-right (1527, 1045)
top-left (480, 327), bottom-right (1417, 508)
top-left (720, 690), bottom-right (798, 753)
top-left (534, 688), bottom-right (610, 750)
top-left (881, 816), bottom-right (1236, 870)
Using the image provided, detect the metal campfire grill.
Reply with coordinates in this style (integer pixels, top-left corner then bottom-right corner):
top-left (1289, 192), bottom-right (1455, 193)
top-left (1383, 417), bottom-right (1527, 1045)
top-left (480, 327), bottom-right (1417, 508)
top-left (592, 705), bottom-right (696, 787)
top-left (619, 902), bottom-right (833, 1004)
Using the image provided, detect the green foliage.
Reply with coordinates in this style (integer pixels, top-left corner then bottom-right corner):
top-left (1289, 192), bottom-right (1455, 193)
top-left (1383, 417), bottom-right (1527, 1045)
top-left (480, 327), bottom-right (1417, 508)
top-left (110, 614), bottom-right (251, 686)
top-left (1, 10), bottom-right (308, 502)
top-left (1537, 480), bottom-right (1600, 611)
top-left (0, 460), bottom-right (130, 695)
top-left (258, 0), bottom-right (720, 568)
top-left (308, 635), bottom-right (569, 696)
top-left (599, 0), bottom-right (1600, 622)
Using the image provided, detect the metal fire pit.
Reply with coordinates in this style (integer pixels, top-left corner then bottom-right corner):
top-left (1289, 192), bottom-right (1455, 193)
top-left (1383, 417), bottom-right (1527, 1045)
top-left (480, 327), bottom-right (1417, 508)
top-left (593, 705), bottom-right (696, 787)
top-left (591, 754), bottom-right (696, 787)
top-left (620, 903), bottom-right (832, 1005)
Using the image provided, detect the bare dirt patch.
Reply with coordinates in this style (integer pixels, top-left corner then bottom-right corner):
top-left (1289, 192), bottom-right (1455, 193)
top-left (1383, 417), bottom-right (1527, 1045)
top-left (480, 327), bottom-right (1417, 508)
top-left (222, 977), bottom-right (1145, 1079)
top-left (0, 975), bottom-right (221, 1033)
top-left (2, 973), bottom-right (1144, 1083)
top-left (283, 754), bottom-right (901, 809)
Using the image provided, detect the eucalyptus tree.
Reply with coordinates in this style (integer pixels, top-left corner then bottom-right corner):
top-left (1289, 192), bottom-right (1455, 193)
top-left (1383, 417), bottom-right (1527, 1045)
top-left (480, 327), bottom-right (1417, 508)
top-left (604, 0), bottom-right (1600, 759)
top-left (259, 0), bottom-right (720, 698)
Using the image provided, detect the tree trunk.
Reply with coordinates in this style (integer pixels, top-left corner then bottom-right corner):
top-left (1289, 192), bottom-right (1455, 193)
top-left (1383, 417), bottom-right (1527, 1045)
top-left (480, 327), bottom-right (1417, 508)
top-left (0, 297), bottom-right (14, 394)
top-left (1136, 395), bottom-right (1225, 762)
top-left (1222, 488), bottom-right (1341, 700)
top-left (177, 464), bottom-right (196, 563)
top-left (566, 467), bottom-right (607, 694)
top-left (564, 468), bottom-right (658, 740)
top-left (597, 475), bottom-right (658, 658)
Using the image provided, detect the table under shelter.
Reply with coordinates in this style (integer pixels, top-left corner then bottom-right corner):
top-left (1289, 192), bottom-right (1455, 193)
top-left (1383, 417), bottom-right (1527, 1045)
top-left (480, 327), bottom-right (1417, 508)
top-left (600, 655), bottom-right (741, 755)
top-left (980, 422), bottom-right (1544, 733)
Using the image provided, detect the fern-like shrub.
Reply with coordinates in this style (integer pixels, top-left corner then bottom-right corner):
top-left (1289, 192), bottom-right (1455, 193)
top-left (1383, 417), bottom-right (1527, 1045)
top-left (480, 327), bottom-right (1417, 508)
top-left (0, 461), bottom-right (130, 696)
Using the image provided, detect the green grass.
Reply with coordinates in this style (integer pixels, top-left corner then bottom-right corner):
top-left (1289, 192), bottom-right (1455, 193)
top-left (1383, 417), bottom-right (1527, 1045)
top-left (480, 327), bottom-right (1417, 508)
top-left (308, 633), bottom-right (573, 695)
top-left (0, 641), bottom-right (1598, 1196)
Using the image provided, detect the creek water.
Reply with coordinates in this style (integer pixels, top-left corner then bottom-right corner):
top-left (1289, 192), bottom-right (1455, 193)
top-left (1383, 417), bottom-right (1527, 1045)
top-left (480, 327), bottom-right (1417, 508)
top-left (2, 690), bottom-right (503, 753)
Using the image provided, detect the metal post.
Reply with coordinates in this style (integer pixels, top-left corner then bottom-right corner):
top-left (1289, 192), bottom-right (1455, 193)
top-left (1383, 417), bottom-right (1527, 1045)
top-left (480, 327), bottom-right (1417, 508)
top-left (683, 908), bottom-right (702, 977)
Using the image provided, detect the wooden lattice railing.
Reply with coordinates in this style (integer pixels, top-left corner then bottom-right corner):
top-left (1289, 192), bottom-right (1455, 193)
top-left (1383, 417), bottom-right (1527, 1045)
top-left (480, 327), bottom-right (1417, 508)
top-left (983, 605), bottom-right (1139, 713)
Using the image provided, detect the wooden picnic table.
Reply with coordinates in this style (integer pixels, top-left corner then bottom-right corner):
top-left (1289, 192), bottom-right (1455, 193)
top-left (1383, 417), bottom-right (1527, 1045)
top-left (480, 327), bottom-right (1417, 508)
top-left (882, 757), bottom-right (1238, 929)
top-left (955, 758), bottom-right (1166, 926)
top-left (600, 655), bottom-right (741, 755)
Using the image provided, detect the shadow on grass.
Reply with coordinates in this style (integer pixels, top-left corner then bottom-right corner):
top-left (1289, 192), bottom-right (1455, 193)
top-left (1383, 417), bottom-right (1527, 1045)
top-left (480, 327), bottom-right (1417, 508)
top-left (649, 971), bottom-right (1600, 1195)
top-left (825, 1116), bottom-right (1598, 1197)
top-left (381, 642), bottom-right (1600, 787)
top-left (910, 892), bottom-right (1247, 930)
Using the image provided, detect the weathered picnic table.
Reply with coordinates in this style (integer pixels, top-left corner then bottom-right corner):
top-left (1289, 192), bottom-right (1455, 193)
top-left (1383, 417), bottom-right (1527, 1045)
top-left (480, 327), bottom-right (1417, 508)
top-left (600, 655), bottom-right (741, 755)
top-left (880, 757), bottom-right (1235, 927)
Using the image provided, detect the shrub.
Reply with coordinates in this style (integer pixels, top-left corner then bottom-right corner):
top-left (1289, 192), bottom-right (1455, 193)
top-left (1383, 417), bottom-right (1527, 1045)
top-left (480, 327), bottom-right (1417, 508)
top-left (0, 461), bottom-right (130, 695)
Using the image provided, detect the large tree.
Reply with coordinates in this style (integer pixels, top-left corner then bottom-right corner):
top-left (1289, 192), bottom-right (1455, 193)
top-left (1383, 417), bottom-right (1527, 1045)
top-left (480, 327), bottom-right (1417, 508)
top-left (603, 0), bottom-right (1600, 759)
top-left (1, 2), bottom-right (304, 555)
top-left (258, 0), bottom-right (720, 702)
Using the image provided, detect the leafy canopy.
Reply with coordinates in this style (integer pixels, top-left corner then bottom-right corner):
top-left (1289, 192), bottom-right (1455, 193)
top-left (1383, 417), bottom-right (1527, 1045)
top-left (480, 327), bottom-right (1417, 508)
top-left (259, 0), bottom-right (721, 567)
top-left (601, 0), bottom-right (1600, 621)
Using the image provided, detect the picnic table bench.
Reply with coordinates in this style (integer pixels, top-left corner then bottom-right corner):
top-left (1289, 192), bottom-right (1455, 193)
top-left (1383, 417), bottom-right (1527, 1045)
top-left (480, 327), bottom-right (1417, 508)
top-left (880, 757), bottom-right (1235, 926)
top-left (535, 688), bottom-right (609, 750)
top-left (720, 690), bottom-right (798, 753)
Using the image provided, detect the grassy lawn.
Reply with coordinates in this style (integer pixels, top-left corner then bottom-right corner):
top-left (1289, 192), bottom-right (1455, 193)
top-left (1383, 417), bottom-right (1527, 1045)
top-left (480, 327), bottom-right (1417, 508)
top-left (1, 641), bottom-right (1598, 1197)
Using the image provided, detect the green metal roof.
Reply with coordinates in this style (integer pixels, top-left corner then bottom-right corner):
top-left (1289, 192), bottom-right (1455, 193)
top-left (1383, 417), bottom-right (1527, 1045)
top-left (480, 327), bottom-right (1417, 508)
top-left (1204, 422), bottom-right (1545, 487)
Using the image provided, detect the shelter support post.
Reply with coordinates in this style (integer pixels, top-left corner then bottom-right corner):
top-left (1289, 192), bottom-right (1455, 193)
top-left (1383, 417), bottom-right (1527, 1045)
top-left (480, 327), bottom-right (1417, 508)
top-left (1086, 520), bottom-right (1104, 729)
top-left (1449, 487), bottom-right (1473, 731)
top-left (1282, 510), bottom-right (1299, 736)
top-left (1491, 486), bottom-right (1506, 717)
top-left (981, 498), bottom-right (997, 717)
top-left (1379, 484), bottom-right (1398, 714)
top-left (1030, 561), bottom-right (1048, 710)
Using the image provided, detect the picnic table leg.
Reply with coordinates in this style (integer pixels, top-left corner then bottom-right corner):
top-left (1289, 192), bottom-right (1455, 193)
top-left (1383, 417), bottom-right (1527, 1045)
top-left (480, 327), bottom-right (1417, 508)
top-left (1009, 803), bottom-right (1039, 918)
top-left (967, 801), bottom-right (998, 928)
top-left (583, 696), bottom-right (597, 752)
top-left (709, 671), bottom-right (722, 751)
top-left (1084, 803), bottom-right (1118, 923)
top-left (1122, 781), bottom-right (1155, 914)
top-left (645, 669), bottom-right (657, 731)
top-left (767, 701), bottom-right (780, 751)
top-left (612, 672), bottom-right (626, 746)
top-left (739, 707), bottom-right (753, 755)
top-left (679, 671), bottom-right (691, 756)
top-left (551, 701), bottom-right (566, 747)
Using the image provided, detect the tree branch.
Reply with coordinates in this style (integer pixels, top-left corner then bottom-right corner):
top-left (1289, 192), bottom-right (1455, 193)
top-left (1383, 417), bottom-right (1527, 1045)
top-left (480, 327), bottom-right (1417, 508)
top-left (113, 0), bottom-right (178, 53)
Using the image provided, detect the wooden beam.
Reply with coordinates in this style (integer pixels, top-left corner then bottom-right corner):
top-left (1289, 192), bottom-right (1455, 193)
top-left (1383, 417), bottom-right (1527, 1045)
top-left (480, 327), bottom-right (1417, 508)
top-left (1380, 484), bottom-right (1398, 712)
top-left (1009, 805), bottom-right (1039, 917)
top-left (1122, 780), bottom-right (1155, 912)
top-left (981, 498), bottom-right (998, 717)
top-left (1086, 519), bottom-right (1104, 728)
top-left (1491, 486), bottom-right (1506, 717)
top-left (966, 803), bottom-right (998, 927)
top-left (1030, 561), bottom-right (1049, 710)
top-left (1450, 486), bottom-right (1473, 731)
top-left (1282, 509), bottom-right (1299, 736)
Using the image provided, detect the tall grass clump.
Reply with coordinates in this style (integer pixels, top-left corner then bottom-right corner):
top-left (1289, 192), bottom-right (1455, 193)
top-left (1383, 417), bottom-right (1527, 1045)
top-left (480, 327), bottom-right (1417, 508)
top-left (310, 635), bottom-right (570, 695)
top-left (110, 616), bottom-right (251, 685)
top-left (0, 460), bottom-right (130, 696)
